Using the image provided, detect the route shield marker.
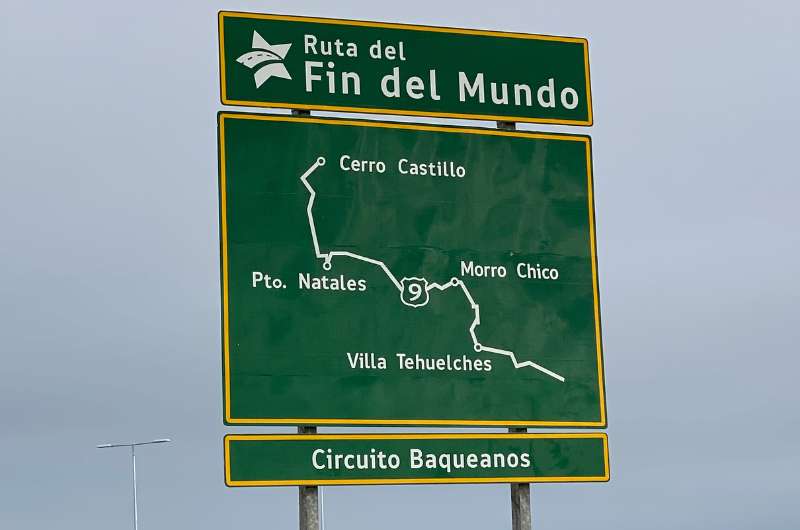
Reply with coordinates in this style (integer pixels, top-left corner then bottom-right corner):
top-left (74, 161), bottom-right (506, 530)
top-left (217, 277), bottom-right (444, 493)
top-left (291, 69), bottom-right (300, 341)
top-left (224, 433), bottom-right (609, 486)
top-left (218, 112), bottom-right (605, 427)
top-left (218, 12), bottom-right (593, 126)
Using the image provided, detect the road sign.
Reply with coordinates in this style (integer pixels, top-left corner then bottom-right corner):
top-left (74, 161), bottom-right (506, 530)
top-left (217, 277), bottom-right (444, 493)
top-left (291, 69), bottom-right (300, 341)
top-left (224, 433), bottom-right (609, 486)
top-left (218, 12), bottom-right (593, 126)
top-left (218, 112), bottom-right (605, 427)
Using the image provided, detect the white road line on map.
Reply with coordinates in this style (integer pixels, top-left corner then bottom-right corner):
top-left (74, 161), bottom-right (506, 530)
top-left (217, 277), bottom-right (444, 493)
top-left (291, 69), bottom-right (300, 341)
top-left (328, 251), bottom-right (403, 292)
top-left (299, 158), bottom-right (325, 259)
top-left (480, 346), bottom-right (566, 383)
top-left (299, 157), bottom-right (565, 382)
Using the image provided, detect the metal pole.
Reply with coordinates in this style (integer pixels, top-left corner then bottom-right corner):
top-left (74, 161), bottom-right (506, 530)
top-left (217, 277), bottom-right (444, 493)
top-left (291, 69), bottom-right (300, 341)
top-left (97, 439), bottom-right (169, 529)
top-left (131, 445), bottom-right (139, 530)
top-left (497, 119), bottom-right (532, 530)
top-left (292, 106), bottom-right (320, 530)
top-left (509, 428), bottom-right (531, 530)
top-left (298, 425), bottom-right (320, 530)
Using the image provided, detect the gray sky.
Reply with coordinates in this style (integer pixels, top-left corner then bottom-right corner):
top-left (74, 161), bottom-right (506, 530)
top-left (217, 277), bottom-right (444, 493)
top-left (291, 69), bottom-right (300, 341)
top-left (1, 0), bottom-right (799, 528)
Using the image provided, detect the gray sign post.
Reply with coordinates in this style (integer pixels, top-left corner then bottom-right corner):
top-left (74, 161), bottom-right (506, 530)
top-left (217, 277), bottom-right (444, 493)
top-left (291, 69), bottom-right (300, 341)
top-left (298, 425), bottom-right (320, 530)
top-left (293, 108), bottom-right (321, 530)
top-left (496, 119), bottom-right (532, 530)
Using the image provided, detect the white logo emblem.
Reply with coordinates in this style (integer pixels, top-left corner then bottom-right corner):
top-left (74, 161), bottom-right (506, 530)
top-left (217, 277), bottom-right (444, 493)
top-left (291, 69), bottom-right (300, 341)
top-left (236, 31), bottom-right (292, 88)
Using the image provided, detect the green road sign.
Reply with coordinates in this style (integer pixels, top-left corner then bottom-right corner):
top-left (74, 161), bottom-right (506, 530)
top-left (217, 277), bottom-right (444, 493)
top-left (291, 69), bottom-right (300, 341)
top-left (218, 113), bottom-right (605, 427)
top-left (224, 433), bottom-right (609, 486)
top-left (218, 12), bottom-right (593, 126)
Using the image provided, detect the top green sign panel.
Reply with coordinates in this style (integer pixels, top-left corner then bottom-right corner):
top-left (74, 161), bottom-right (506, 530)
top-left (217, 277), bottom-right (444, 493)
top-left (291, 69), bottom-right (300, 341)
top-left (218, 12), bottom-right (593, 126)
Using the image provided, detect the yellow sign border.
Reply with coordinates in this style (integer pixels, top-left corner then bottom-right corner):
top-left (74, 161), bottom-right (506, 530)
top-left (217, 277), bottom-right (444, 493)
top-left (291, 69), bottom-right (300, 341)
top-left (224, 433), bottom-right (609, 486)
top-left (219, 111), bottom-right (606, 427)
top-left (218, 11), bottom-right (593, 126)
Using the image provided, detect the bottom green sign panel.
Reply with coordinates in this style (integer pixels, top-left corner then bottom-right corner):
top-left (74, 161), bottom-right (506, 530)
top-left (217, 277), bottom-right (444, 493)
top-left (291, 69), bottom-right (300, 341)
top-left (224, 433), bottom-right (609, 486)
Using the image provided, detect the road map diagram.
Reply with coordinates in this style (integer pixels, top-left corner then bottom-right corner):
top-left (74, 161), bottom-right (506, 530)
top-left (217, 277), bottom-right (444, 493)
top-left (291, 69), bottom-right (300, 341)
top-left (219, 113), bottom-right (606, 426)
top-left (300, 156), bottom-right (565, 382)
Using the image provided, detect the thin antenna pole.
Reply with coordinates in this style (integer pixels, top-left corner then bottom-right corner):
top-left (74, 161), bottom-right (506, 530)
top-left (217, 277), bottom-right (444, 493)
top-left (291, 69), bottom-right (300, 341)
top-left (131, 445), bottom-right (139, 530)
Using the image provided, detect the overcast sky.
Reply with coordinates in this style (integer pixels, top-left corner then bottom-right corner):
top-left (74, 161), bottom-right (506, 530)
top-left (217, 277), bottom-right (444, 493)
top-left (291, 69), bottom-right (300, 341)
top-left (1, 1), bottom-right (799, 529)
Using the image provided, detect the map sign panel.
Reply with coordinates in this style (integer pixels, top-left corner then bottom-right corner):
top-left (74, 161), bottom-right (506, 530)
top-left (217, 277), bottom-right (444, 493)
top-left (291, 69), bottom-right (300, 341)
top-left (218, 12), bottom-right (592, 125)
top-left (225, 433), bottom-right (609, 486)
top-left (218, 113), bottom-right (605, 426)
